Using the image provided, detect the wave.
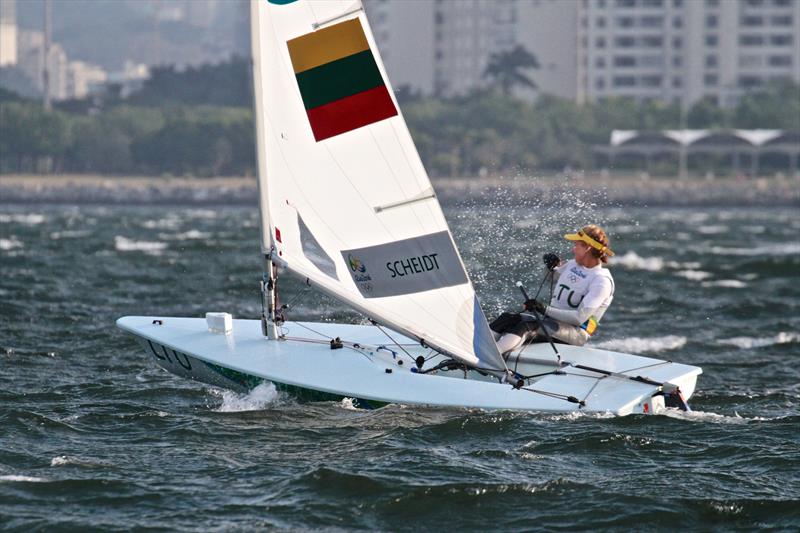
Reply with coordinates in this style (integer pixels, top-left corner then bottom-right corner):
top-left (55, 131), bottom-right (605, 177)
top-left (593, 335), bottom-right (687, 354)
top-left (50, 230), bottom-right (91, 240)
top-left (717, 332), bottom-right (800, 349)
top-left (114, 236), bottom-right (167, 255)
top-left (214, 382), bottom-right (279, 412)
top-left (609, 251), bottom-right (664, 271)
top-left (701, 279), bottom-right (747, 288)
top-left (0, 237), bottom-right (23, 250)
top-left (158, 230), bottom-right (211, 241)
top-left (0, 474), bottom-right (46, 482)
top-left (141, 218), bottom-right (180, 230)
top-left (610, 251), bottom-right (702, 272)
top-left (709, 242), bottom-right (800, 257)
top-left (698, 225), bottom-right (729, 234)
top-left (0, 213), bottom-right (45, 225)
top-left (675, 270), bottom-right (712, 281)
top-left (186, 209), bottom-right (218, 219)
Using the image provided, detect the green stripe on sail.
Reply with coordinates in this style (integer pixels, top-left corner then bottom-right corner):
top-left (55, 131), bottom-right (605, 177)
top-left (295, 49), bottom-right (385, 110)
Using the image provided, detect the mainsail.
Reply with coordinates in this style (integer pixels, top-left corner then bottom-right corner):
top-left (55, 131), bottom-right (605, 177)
top-left (251, 0), bottom-right (506, 372)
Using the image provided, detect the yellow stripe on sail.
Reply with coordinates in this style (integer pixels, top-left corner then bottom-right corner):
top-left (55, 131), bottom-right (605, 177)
top-left (287, 18), bottom-right (370, 74)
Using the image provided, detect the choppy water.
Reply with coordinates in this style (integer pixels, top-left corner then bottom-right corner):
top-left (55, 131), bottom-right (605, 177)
top-left (1, 195), bottom-right (799, 530)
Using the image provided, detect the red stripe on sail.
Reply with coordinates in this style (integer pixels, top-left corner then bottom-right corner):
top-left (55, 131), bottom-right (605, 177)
top-left (306, 85), bottom-right (398, 142)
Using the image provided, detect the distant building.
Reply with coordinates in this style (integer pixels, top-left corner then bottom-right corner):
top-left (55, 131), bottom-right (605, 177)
top-left (17, 30), bottom-right (69, 100)
top-left (516, 0), bottom-right (579, 100)
top-left (16, 28), bottom-right (108, 101)
top-left (0, 0), bottom-right (17, 66)
top-left (67, 60), bottom-right (107, 99)
top-left (365, 0), bottom-right (578, 100)
top-left (365, 0), bottom-right (435, 95)
top-left (17, 29), bottom-right (44, 91)
top-left (578, 0), bottom-right (800, 107)
top-left (107, 61), bottom-right (149, 97)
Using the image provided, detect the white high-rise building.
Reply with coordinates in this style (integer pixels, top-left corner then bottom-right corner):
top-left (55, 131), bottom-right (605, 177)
top-left (578, 0), bottom-right (800, 107)
top-left (17, 29), bottom-right (69, 100)
top-left (17, 29), bottom-right (44, 91)
top-left (366, 0), bottom-right (436, 95)
top-left (365, 0), bottom-right (578, 99)
top-left (67, 60), bottom-right (107, 99)
top-left (0, 0), bottom-right (17, 66)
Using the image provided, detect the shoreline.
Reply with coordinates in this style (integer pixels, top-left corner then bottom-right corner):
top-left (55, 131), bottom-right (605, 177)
top-left (1, 173), bottom-right (798, 207)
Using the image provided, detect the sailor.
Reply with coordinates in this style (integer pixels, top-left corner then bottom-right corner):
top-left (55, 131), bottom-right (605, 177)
top-left (491, 224), bottom-right (615, 353)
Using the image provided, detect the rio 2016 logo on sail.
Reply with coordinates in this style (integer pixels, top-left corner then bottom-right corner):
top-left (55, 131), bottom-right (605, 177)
top-left (347, 254), bottom-right (373, 292)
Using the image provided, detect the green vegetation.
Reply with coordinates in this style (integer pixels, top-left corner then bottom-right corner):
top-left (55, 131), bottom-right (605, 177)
top-left (1, 57), bottom-right (797, 177)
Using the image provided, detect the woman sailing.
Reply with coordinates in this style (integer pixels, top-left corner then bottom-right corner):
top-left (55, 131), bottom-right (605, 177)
top-left (492, 224), bottom-right (615, 354)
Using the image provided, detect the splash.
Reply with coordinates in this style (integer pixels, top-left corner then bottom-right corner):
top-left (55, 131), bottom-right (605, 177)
top-left (339, 397), bottom-right (360, 410)
top-left (214, 383), bottom-right (279, 412)
top-left (593, 335), bottom-right (686, 354)
top-left (717, 332), bottom-right (800, 349)
top-left (114, 236), bottom-right (168, 255)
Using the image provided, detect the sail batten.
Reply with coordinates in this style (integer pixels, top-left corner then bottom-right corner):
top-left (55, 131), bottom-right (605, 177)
top-left (251, 0), bottom-right (507, 372)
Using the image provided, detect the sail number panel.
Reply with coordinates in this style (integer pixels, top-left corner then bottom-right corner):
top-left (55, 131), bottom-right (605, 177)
top-left (341, 231), bottom-right (468, 298)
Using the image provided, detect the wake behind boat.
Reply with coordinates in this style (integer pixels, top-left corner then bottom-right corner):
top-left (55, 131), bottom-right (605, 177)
top-left (117, 0), bottom-right (701, 415)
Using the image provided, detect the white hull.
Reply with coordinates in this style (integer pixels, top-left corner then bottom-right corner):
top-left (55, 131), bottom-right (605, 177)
top-left (117, 316), bottom-right (701, 416)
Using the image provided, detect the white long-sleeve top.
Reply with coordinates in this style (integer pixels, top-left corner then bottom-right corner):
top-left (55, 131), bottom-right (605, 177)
top-left (544, 259), bottom-right (614, 330)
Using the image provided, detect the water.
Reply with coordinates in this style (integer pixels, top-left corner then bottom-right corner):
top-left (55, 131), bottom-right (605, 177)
top-left (1, 198), bottom-right (799, 530)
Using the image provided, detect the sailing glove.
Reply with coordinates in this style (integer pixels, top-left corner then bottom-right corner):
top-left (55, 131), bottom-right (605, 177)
top-left (523, 299), bottom-right (547, 315)
top-left (543, 253), bottom-right (560, 271)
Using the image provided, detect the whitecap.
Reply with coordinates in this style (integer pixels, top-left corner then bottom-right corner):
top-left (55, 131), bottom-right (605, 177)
top-left (141, 218), bottom-right (180, 230)
top-left (709, 243), bottom-right (800, 257)
top-left (186, 209), bottom-right (218, 219)
top-left (609, 251), bottom-right (664, 271)
top-left (0, 237), bottom-right (22, 250)
top-left (215, 382), bottom-right (279, 412)
top-left (698, 225), bottom-right (728, 234)
top-left (665, 261), bottom-right (702, 270)
top-left (50, 455), bottom-right (75, 466)
top-left (50, 230), bottom-right (91, 240)
top-left (661, 409), bottom-right (748, 425)
top-left (701, 279), bottom-right (746, 288)
top-left (0, 475), bottom-right (46, 482)
top-left (114, 236), bottom-right (167, 255)
top-left (159, 230), bottom-right (211, 241)
top-left (593, 335), bottom-right (687, 354)
top-left (717, 332), bottom-right (800, 349)
top-left (675, 270), bottom-right (712, 281)
top-left (0, 213), bottom-right (45, 225)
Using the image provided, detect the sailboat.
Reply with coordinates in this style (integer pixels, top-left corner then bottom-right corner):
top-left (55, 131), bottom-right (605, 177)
top-left (117, 0), bottom-right (701, 415)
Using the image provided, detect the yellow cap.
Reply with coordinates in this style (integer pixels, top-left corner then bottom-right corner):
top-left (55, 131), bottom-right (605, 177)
top-left (564, 229), bottom-right (615, 257)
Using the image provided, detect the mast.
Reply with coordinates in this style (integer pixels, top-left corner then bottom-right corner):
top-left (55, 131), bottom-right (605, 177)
top-left (250, 0), bottom-right (279, 339)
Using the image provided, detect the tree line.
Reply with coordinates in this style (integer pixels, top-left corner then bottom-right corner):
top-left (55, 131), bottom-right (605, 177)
top-left (1, 57), bottom-right (797, 177)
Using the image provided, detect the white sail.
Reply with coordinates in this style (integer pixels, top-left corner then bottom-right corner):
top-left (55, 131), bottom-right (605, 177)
top-left (250, 0), bottom-right (506, 372)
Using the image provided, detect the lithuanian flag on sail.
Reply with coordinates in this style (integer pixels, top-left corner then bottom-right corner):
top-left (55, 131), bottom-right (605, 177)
top-left (287, 18), bottom-right (398, 142)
